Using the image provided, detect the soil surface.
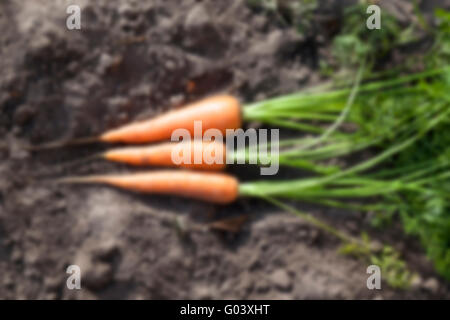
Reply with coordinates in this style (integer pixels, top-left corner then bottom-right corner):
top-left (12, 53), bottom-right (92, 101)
top-left (0, 0), bottom-right (449, 299)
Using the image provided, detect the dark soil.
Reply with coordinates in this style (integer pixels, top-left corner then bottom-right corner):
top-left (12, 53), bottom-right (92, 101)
top-left (0, 0), bottom-right (449, 299)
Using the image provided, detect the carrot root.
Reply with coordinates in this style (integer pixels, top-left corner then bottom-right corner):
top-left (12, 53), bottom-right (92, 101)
top-left (100, 95), bottom-right (242, 144)
top-left (24, 95), bottom-right (241, 150)
top-left (57, 171), bottom-right (239, 204)
top-left (102, 140), bottom-right (227, 170)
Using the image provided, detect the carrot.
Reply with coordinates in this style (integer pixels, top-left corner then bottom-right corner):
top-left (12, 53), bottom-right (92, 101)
top-left (101, 95), bottom-right (241, 143)
top-left (27, 95), bottom-right (241, 150)
top-left (59, 171), bottom-right (239, 204)
top-left (102, 140), bottom-right (227, 170)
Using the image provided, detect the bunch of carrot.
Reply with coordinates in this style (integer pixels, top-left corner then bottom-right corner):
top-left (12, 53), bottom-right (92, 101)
top-left (31, 82), bottom-right (356, 203)
top-left (33, 67), bottom-right (448, 207)
top-left (33, 86), bottom-right (351, 203)
top-left (31, 94), bottom-right (270, 204)
top-left (35, 80), bottom-right (366, 203)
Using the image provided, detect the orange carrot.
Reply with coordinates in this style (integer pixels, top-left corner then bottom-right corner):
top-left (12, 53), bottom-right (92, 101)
top-left (102, 140), bottom-right (227, 170)
top-left (59, 171), bottom-right (239, 204)
top-left (26, 95), bottom-right (241, 150)
top-left (101, 95), bottom-right (241, 143)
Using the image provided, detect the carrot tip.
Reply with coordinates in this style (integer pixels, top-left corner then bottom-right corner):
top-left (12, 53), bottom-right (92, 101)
top-left (56, 176), bottom-right (99, 184)
top-left (23, 136), bottom-right (100, 151)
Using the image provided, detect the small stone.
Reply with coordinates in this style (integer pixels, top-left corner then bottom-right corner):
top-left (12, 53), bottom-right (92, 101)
top-left (170, 94), bottom-right (185, 107)
top-left (422, 278), bottom-right (439, 294)
top-left (28, 34), bottom-right (52, 57)
top-left (118, 3), bottom-right (137, 17)
top-left (269, 269), bottom-right (292, 291)
top-left (316, 34), bottom-right (326, 45)
top-left (193, 285), bottom-right (214, 300)
top-left (24, 249), bottom-right (40, 265)
top-left (164, 60), bottom-right (176, 70)
top-left (369, 240), bottom-right (383, 253)
top-left (80, 71), bottom-right (102, 91)
top-left (380, 0), bottom-right (414, 25)
top-left (250, 30), bottom-right (284, 57)
top-left (53, 199), bottom-right (67, 211)
top-left (107, 96), bottom-right (129, 112)
top-left (219, 279), bottom-right (233, 292)
top-left (410, 275), bottom-right (423, 290)
top-left (97, 53), bottom-right (115, 74)
top-left (253, 15), bottom-right (268, 30)
top-left (297, 229), bottom-right (309, 239)
top-left (255, 93), bottom-right (267, 101)
top-left (9, 141), bottom-right (30, 160)
top-left (185, 4), bottom-right (210, 29)
top-left (129, 83), bottom-right (151, 98)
